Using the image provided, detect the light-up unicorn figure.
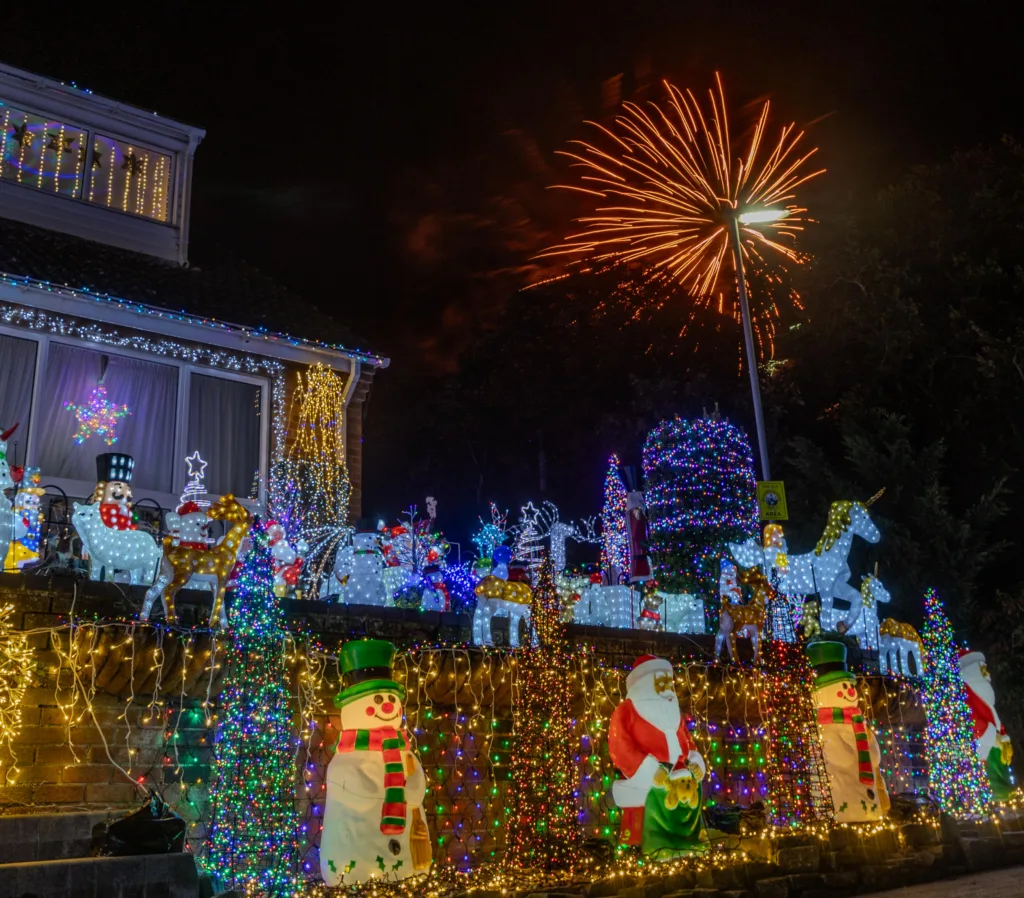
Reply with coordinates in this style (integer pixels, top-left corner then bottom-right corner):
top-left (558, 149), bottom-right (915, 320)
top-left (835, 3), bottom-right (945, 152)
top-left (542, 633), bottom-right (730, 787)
top-left (730, 490), bottom-right (884, 634)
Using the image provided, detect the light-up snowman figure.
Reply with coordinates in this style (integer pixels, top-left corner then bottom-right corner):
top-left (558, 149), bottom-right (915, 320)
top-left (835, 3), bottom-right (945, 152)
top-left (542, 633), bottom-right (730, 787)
top-left (807, 641), bottom-right (889, 822)
top-left (320, 640), bottom-right (431, 885)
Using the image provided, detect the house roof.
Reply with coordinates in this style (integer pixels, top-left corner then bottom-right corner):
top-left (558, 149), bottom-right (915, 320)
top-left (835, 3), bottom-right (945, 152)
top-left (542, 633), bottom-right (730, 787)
top-left (0, 215), bottom-right (387, 367)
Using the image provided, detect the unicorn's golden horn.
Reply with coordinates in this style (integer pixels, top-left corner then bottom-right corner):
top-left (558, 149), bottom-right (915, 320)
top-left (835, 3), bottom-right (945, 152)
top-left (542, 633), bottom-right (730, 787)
top-left (864, 488), bottom-right (885, 507)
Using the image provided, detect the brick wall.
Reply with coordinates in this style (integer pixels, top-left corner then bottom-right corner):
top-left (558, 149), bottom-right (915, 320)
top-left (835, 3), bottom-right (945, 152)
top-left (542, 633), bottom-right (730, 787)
top-left (0, 582), bottom-right (217, 853)
top-left (0, 577), bottom-right (936, 875)
top-left (345, 367), bottom-right (376, 522)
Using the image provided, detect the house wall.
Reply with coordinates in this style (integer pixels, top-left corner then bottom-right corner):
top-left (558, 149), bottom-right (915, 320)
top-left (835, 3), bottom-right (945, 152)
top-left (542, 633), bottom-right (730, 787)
top-left (345, 368), bottom-right (376, 521)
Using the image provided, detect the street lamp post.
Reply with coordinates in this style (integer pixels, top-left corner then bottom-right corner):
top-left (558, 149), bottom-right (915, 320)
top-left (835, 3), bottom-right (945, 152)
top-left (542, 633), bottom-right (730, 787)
top-left (727, 208), bottom-right (790, 482)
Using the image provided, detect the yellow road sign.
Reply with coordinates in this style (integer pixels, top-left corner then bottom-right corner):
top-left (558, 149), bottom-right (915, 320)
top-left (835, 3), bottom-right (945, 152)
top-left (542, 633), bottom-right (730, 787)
top-left (757, 481), bottom-right (788, 521)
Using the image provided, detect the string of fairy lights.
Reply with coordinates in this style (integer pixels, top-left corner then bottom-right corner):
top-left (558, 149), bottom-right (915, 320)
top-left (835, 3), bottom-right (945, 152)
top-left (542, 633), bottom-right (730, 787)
top-left (5, 600), bottom-right (1021, 896)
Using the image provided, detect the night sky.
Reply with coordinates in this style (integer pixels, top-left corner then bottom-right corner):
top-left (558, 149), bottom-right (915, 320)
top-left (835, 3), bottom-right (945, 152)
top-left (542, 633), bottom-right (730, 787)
top-left (4, 2), bottom-right (1023, 530)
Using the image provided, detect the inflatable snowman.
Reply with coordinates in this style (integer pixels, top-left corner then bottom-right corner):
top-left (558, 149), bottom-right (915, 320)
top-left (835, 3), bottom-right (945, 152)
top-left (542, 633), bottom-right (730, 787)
top-left (320, 640), bottom-right (430, 885)
top-left (807, 641), bottom-right (889, 822)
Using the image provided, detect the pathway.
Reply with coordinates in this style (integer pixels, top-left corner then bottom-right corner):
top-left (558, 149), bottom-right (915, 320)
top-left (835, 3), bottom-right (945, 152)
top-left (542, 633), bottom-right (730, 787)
top-left (865, 866), bottom-right (1024, 897)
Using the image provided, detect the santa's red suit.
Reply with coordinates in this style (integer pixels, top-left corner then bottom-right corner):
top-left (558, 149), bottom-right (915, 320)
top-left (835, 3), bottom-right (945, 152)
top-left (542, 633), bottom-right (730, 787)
top-left (626, 492), bottom-right (652, 581)
top-left (965, 686), bottom-right (1003, 742)
top-left (608, 670), bottom-right (700, 846)
top-left (99, 503), bottom-right (136, 531)
top-left (609, 699), bottom-right (697, 778)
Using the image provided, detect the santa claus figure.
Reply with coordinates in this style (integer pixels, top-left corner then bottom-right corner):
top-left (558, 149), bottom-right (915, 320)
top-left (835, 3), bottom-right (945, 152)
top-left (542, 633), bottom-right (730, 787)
top-left (958, 649), bottom-right (1015, 801)
top-left (92, 453), bottom-right (137, 531)
top-left (625, 494), bottom-right (652, 583)
top-left (265, 521), bottom-right (305, 598)
top-left (320, 639), bottom-right (430, 884)
top-left (608, 655), bottom-right (707, 858)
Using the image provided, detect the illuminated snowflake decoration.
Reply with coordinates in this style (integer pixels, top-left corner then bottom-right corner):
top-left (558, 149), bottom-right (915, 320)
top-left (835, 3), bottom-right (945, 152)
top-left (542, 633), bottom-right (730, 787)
top-left (63, 385), bottom-right (131, 446)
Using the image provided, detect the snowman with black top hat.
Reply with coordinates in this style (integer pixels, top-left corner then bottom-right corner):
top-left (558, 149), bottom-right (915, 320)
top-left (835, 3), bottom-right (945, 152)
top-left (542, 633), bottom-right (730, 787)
top-left (320, 639), bottom-right (431, 885)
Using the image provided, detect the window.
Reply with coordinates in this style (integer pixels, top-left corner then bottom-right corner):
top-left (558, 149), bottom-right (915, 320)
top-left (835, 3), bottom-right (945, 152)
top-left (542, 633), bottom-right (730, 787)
top-left (0, 98), bottom-right (174, 222)
top-left (187, 374), bottom-right (262, 498)
top-left (87, 134), bottom-right (172, 222)
top-left (0, 334), bottom-right (38, 462)
top-left (34, 343), bottom-right (178, 492)
top-left (1, 102), bottom-right (88, 198)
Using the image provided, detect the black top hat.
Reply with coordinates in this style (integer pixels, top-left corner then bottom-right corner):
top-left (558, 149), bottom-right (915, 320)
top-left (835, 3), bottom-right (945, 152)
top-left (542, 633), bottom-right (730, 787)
top-left (96, 453), bottom-right (135, 483)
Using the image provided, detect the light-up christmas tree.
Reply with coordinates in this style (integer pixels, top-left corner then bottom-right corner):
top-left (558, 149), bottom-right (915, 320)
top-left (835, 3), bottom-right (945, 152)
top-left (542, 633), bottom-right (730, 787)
top-left (269, 363), bottom-right (351, 591)
top-left (180, 450), bottom-right (211, 509)
top-left (208, 519), bottom-right (298, 893)
top-left (921, 588), bottom-right (991, 817)
top-left (642, 415), bottom-right (758, 630)
top-left (506, 557), bottom-right (580, 872)
top-left (600, 454), bottom-right (629, 581)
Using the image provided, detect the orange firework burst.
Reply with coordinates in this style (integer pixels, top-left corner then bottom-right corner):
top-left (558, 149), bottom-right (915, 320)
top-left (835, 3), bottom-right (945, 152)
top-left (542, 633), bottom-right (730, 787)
top-left (541, 73), bottom-right (824, 358)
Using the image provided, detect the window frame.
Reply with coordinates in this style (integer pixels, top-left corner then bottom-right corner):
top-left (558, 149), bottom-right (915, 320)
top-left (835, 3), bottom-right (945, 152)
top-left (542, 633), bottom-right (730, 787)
top-left (0, 96), bottom-right (178, 225)
top-left (0, 322), bottom-right (269, 511)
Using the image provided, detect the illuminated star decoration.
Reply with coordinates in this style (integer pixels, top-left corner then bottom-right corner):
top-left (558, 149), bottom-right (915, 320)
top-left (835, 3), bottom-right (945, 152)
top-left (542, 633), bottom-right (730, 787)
top-left (10, 122), bottom-right (32, 149)
top-left (46, 132), bottom-right (75, 153)
top-left (185, 451), bottom-right (208, 480)
top-left (63, 385), bottom-right (131, 446)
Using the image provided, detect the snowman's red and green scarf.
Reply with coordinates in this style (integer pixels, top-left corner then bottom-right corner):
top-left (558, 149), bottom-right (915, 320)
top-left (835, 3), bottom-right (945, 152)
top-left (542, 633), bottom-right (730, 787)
top-left (818, 707), bottom-right (874, 785)
top-left (336, 728), bottom-right (410, 834)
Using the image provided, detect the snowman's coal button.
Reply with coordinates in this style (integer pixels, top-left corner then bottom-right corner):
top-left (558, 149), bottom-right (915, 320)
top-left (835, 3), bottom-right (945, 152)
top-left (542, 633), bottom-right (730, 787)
top-left (388, 839), bottom-right (401, 856)
top-left (867, 789), bottom-right (875, 800)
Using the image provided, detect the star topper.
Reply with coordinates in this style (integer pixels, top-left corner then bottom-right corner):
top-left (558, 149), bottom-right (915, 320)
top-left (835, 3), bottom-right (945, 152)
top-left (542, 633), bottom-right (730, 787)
top-left (63, 385), bottom-right (131, 446)
top-left (184, 451), bottom-right (208, 479)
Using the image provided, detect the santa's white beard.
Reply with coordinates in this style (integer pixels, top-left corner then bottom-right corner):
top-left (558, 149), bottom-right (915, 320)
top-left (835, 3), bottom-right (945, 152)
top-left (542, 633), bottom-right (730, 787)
top-left (631, 682), bottom-right (681, 735)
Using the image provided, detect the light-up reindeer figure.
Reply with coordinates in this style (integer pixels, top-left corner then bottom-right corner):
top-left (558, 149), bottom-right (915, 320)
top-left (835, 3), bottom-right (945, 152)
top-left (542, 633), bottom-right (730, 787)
top-left (142, 494), bottom-right (251, 628)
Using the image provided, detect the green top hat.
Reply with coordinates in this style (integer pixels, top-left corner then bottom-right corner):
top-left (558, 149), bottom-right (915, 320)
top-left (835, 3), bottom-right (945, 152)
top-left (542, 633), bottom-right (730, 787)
top-left (335, 639), bottom-right (406, 707)
top-left (806, 640), bottom-right (854, 689)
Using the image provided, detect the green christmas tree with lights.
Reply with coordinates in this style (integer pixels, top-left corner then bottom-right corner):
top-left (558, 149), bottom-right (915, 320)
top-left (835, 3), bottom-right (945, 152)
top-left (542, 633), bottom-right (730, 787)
top-left (505, 558), bottom-right (580, 872)
top-left (921, 588), bottom-right (991, 818)
top-left (208, 519), bottom-right (298, 893)
top-left (642, 414), bottom-right (758, 630)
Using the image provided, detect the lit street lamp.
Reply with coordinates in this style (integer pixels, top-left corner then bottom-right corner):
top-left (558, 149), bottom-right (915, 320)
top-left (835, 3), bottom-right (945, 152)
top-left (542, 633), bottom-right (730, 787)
top-left (728, 207), bottom-right (791, 481)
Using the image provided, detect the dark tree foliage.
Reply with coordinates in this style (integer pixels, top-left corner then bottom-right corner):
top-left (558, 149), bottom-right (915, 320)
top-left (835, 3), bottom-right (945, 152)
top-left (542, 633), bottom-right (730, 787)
top-left (772, 139), bottom-right (1024, 633)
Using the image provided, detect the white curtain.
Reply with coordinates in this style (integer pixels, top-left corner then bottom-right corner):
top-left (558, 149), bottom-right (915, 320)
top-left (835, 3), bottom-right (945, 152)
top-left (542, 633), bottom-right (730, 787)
top-left (35, 343), bottom-right (178, 491)
top-left (0, 334), bottom-right (38, 466)
top-left (187, 373), bottom-right (262, 498)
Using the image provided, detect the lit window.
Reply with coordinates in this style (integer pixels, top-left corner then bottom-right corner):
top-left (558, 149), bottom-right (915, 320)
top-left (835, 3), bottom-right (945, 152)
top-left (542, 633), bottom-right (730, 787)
top-left (87, 134), bottom-right (172, 222)
top-left (34, 343), bottom-right (178, 492)
top-left (187, 374), bottom-right (262, 497)
top-left (0, 334), bottom-right (38, 458)
top-left (0, 102), bottom-right (88, 198)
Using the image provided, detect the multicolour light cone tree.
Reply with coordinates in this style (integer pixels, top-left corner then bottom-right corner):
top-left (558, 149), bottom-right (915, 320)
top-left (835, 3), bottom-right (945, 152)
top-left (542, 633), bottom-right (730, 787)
top-left (921, 588), bottom-right (991, 817)
top-left (208, 519), bottom-right (299, 893)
